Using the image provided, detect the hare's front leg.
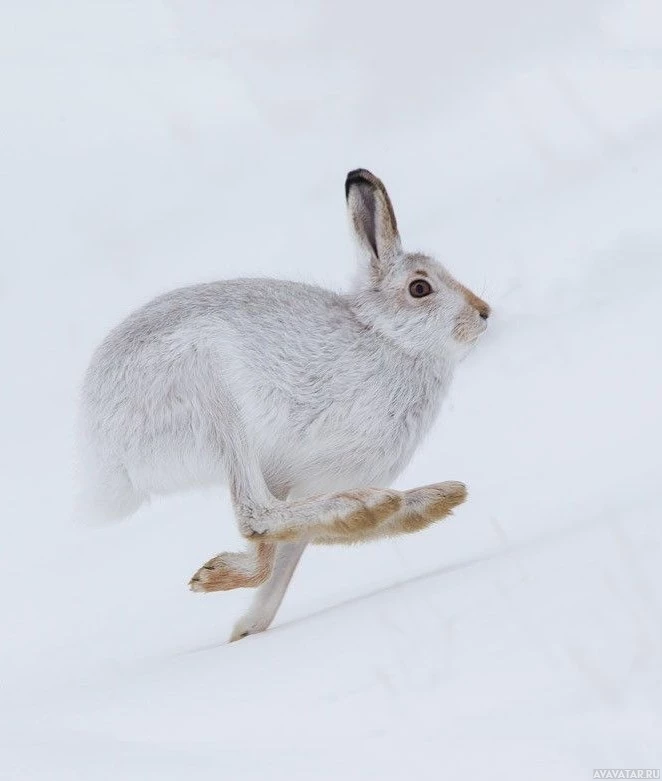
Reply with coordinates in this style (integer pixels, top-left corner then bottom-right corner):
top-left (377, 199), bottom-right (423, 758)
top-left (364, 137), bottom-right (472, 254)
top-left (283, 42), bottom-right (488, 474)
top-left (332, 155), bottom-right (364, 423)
top-left (228, 540), bottom-right (307, 642)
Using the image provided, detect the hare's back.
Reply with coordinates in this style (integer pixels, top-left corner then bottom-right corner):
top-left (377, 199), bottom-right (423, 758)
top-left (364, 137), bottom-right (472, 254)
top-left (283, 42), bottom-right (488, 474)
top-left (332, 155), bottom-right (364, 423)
top-left (79, 278), bottom-right (355, 493)
top-left (136, 277), bottom-right (346, 340)
top-left (90, 278), bottom-right (349, 363)
top-left (82, 277), bottom-right (354, 419)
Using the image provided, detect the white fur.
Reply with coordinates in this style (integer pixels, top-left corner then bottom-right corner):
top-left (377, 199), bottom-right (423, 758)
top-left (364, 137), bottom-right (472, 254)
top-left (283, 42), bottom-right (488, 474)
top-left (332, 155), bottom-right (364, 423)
top-left (76, 169), bottom-right (489, 638)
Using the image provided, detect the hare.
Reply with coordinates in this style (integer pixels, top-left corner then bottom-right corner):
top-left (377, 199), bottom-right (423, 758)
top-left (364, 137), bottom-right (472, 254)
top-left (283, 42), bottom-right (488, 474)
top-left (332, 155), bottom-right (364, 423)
top-left (77, 168), bottom-right (490, 641)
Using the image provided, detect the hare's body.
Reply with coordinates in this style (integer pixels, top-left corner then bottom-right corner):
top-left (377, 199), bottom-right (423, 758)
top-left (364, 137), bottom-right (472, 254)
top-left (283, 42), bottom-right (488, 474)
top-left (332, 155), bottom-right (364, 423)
top-left (79, 279), bottom-right (457, 643)
top-left (78, 169), bottom-right (490, 641)
top-left (80, 279), bottom-right (450, 518)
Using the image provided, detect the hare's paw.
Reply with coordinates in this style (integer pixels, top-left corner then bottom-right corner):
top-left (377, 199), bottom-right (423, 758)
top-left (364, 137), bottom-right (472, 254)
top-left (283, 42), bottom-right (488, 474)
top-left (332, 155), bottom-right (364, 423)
top-left (228, 620), bottom-right (268, 643)
top-left (400, 481), bottom-right (467, 530)
top-left (189, 551), bottom-right (265, 592)
top-left (189, 553), bottom-right (240, 592)
top-left (424, 481), bottom-right (467, 514)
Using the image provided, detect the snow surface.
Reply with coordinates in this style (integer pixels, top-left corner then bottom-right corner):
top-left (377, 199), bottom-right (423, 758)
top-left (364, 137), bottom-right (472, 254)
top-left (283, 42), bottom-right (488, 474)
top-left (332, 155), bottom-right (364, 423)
top-left (1, 2), bottom-right (661, 779)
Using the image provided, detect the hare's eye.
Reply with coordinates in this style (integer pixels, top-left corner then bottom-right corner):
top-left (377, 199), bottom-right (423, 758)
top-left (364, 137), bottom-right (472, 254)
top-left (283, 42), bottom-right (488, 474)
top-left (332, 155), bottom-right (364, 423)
top-left (409, 279), bottom-right (432, 298)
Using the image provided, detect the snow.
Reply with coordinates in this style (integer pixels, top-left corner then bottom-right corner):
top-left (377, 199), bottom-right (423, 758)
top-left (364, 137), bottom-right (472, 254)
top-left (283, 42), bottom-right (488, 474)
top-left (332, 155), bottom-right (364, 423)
top-left (1, 2), bottom-right (661, 779)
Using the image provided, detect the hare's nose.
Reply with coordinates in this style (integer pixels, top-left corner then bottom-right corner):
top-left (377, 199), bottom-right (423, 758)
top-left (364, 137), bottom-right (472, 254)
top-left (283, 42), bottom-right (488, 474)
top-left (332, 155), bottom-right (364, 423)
top-left (479, 310), bottom-right (489, 320)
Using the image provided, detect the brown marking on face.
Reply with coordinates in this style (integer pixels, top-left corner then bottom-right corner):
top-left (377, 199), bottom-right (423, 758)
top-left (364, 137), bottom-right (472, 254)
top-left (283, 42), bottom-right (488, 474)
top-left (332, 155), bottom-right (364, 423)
top-left (459, 284), bottom-right (491, 319)
top-left (428, 258), bottom-right (490, 320)
top-left (189, 541), bottom-right (275, 592)
top-left (406, 253), bottom-right (490, 318)
top-left (444, 274), bottom-right (490, 342)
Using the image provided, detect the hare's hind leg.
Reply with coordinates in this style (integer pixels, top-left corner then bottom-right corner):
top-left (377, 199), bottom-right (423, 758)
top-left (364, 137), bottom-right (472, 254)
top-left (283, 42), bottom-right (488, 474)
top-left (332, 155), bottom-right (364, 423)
top-left (242, 487), bottom-right (404, 542)
top-left (219, 395), bottom-right (401, 543)
top-left (189, 541), bottom-right (275, 593)
top-left (312, 481), bottom-right (468, 545)
top-left (228, 540), bottom-right (307, 642)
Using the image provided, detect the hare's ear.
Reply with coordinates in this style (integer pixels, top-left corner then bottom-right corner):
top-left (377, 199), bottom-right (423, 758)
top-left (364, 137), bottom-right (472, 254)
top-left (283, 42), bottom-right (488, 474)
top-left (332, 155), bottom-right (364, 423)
top-left (345, 169), bottom-right (402, 283)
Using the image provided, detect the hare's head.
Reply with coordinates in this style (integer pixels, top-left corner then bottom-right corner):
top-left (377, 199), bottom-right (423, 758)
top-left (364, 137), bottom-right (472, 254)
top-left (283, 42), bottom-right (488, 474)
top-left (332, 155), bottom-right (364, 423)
top-left (346, 169), bottom-right (490, 361)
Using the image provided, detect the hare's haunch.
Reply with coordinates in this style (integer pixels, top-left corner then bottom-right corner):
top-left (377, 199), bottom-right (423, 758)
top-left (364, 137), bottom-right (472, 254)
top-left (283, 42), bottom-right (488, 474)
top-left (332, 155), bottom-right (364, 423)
top-left (77, 169), bottom-right (490, 641)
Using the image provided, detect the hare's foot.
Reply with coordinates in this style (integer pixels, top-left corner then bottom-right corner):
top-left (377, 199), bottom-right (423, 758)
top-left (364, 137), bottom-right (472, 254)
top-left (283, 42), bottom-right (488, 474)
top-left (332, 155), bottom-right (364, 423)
top-left (396, 480), bottom-right (467, 533)
top-left (241, 488), bottom-right (403, 543)
top-left (228, 541), bottom-right (308, 643)
top-left (314, 481), bottom-right (467, 545)
top-left (189, 542), bottom-right (275, 593)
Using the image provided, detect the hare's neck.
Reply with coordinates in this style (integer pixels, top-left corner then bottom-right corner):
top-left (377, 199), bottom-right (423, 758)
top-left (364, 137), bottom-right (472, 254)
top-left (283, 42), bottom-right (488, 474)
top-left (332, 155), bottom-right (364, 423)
top-left (388, 350), bottom-right (454, 419)
top-left (345, 297), bottom-right (457, 395)
top-left (362, 349), bottom-right (453, 483)
top-left (358, 337), bottom-right (455, 436)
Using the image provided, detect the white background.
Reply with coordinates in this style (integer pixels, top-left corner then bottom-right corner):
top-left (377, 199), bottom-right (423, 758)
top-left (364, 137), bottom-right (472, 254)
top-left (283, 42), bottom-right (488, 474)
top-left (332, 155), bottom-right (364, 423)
top-left (1, 1), bottom-right (661, 779)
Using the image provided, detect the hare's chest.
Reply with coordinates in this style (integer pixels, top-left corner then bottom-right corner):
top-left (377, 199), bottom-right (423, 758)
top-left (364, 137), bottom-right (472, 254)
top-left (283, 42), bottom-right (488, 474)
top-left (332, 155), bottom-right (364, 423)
top-left (274, 374), bottom-right (445, 487)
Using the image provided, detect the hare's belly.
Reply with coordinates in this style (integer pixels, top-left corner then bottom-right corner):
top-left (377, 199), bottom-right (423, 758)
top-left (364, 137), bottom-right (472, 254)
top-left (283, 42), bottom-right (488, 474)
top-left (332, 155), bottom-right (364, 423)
top-left (259, 419), bottom-right (420, 492)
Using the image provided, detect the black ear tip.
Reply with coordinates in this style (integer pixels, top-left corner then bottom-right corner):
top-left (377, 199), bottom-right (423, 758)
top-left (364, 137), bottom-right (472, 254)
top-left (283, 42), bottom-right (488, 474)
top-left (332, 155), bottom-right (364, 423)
top-left (345, 168), bottom-right (375, 199)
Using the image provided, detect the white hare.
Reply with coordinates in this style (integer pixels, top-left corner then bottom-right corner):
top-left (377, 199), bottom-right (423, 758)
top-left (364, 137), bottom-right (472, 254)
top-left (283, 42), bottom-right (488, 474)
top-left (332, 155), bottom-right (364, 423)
top-left (77, 169), bottom-right (490, 641)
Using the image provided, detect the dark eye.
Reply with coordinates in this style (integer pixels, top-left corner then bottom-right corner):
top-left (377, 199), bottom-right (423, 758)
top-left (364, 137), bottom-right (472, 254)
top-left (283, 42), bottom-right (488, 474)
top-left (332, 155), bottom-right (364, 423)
top-left (409, 279), bottom-right (432, 298)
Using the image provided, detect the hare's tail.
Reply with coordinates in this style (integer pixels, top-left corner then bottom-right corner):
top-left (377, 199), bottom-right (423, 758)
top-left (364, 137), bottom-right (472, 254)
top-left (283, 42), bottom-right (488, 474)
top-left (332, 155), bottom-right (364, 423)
top-left (73, 462), bottom-right (145, 527)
